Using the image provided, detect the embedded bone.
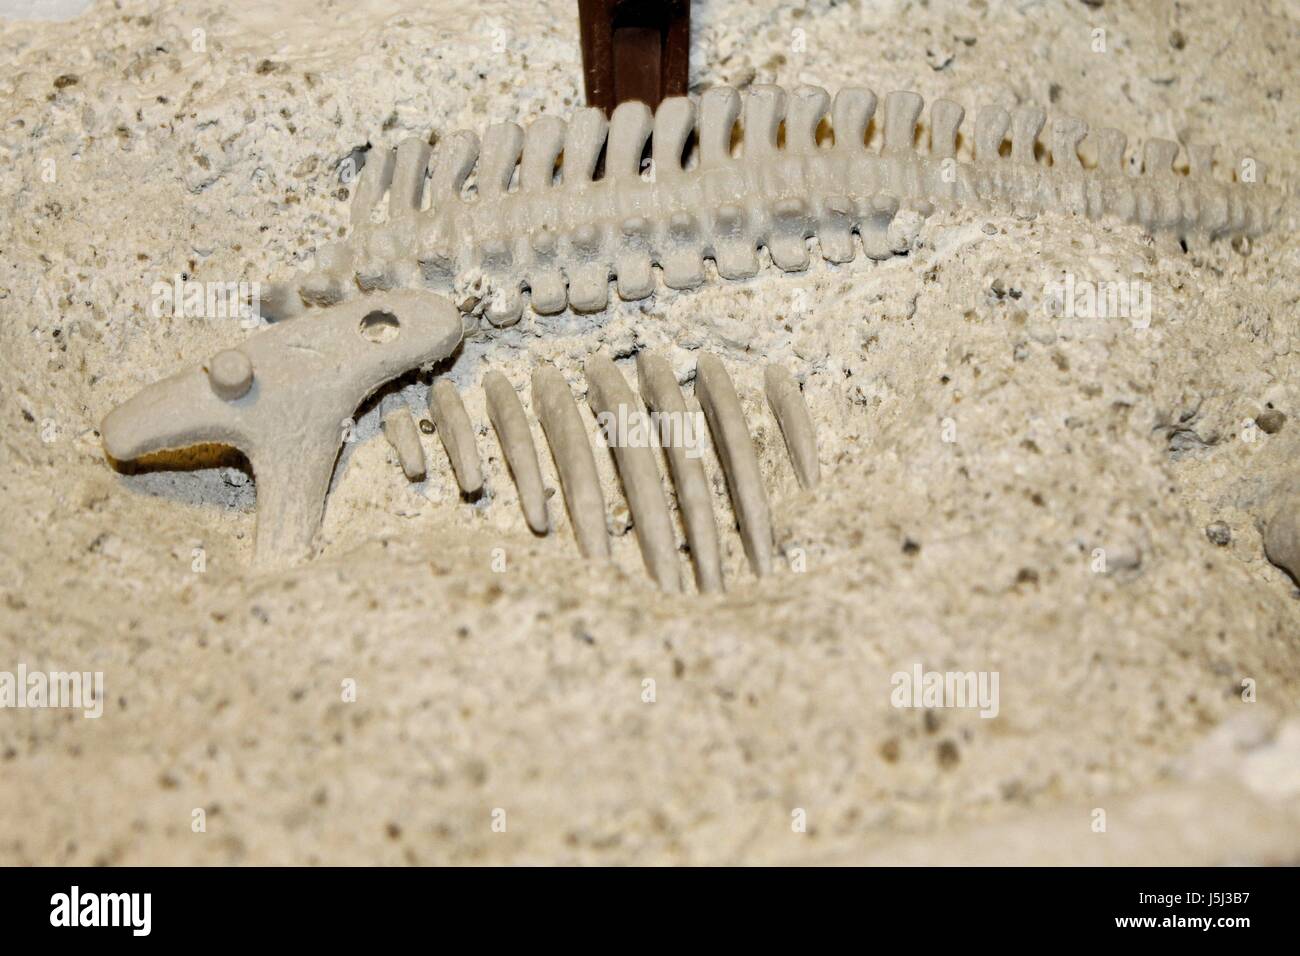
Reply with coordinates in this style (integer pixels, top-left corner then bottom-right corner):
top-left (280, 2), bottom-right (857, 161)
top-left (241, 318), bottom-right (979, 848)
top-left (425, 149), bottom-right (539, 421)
top-left (520, 116), bottom-right (566, 191)
top-left (1010, 106), bottom-right (1045, 164)
top-left (483, 370), bottom-right (548, 534)
top-left (882, 90), bottom-right (923, 153)
top-left (743, 84), bottom-right (785, 158)
top-left (532, 364), bottom-right (610, 562)
top-left (695, 354), bottom-right (773, 577)
top-left (1050, 116), bottom-right (1087, 172)
top-left (478, 122), bottom-right (525, 198)
top-left (698, 86), bottom-right (741, 166)
top-left (636, 351), bottom-right (724, 593)
top-left (786, 84), bottom-right (830, 154)
top-left (100, 291), bottom-right (463, 567)
top-left (652, 96), bottom-right (696, 178)
top-left (1093, 127), bottom-right (1128, 175)
top-left (428, 379), bottom-right (483, 495)
top-left (381, 400), bottom-right (428, 482)
top-left (390, 137), bottom-right (432, 220)
top-left (350, 146), bottom-right (396, 224)
top-left (974, 105), bottom-right (1010, 161)
top-left (564, 108), bottom-right (608, 184)
top-left (607, 100), bottom-right (654, 179)
top-left (763, 364), bottom-right (820, 490)
top-left (1187, 143), bottom-right (1216, 177)
top-left (930, 98), bottom-right (965, 160)
top-left (266, 84), bottom-right (1280, 322)
top-left (832, 86), bottom-right (875, 152)
top-left (1143, 138), bottom-right (1180, 176)
top-left (585, 354), bottom-right (682, 592)
top-left (1264, 493), bottom-right (1300, 586)
top-left (429, 130), bottom-right (479, 202)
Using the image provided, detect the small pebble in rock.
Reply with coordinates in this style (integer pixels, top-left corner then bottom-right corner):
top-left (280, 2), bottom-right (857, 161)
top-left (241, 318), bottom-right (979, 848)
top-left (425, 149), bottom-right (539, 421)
top-left (1105, 539), bottom-right (1143, 572)
top-left (936, 739), bottom-right (961, 769)
top-left (608, 501), bottom-right (632, 535)
top-left (1028, 321), bottom-right (1057, 345)
top-left (1255, 409), bottom-right (1286, 434)
top-left (926, 46), bottom-right (955, 70)
top-left (418, 418), bottom-right (435, 435)
top-left (1205, 521), bottom-right (1231, 546)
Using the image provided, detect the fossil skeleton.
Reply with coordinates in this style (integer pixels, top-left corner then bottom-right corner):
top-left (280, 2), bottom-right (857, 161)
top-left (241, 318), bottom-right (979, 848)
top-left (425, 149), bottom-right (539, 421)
top-left (101, 84), bottom-right (1281, 583)
top-left (101, 286), bottom-right (814, 590)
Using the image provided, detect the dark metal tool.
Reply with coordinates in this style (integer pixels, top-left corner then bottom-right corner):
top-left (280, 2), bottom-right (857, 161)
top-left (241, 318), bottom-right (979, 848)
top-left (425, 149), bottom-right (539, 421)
top-left (577, 0), bottom-right (690, 114)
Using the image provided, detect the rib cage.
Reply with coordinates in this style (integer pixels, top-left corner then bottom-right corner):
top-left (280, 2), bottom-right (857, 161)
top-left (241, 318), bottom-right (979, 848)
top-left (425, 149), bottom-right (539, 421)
top-left (386, 353), bottom-right (819, 592)
top-left (264, 83), bottom-right (1282, 326)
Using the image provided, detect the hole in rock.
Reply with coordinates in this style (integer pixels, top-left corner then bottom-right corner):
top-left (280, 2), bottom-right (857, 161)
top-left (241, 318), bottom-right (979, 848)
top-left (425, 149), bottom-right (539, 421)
top-left (359, 310), bottom-right (401, 343)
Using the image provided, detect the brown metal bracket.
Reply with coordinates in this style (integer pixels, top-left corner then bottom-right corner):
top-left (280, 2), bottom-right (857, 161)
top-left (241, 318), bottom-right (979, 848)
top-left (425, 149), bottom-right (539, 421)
top-left (578, 0), bottom-right (690, 115)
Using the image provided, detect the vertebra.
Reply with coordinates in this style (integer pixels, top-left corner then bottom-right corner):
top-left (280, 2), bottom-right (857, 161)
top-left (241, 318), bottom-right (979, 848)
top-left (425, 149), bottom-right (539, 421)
top-left (264, 84), bottom-right (1282, 327)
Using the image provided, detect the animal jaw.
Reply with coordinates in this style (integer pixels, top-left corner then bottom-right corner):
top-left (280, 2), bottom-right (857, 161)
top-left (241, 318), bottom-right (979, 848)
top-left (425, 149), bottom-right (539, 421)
top-left (263, 83), bottom-right (1283, 327)
top-left (101, 291), bottom-right (464, 568)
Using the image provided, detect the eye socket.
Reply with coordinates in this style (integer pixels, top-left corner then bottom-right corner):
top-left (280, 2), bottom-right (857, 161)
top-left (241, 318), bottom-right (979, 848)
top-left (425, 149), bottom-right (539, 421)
top-left (359, 310), bottom-right (401, 344)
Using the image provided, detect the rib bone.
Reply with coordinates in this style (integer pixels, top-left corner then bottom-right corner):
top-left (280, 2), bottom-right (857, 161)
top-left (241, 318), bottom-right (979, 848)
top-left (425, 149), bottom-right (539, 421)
top-left (428, 378), bottom-right (483, 495)
top-left (532, 364), bottom-right (610, 561)
top-left (483, 370), bottom-right (548, 534)
top-left (695, 355), bottom-right (773, 578)
top-left (585, 354), bottom-right (682, 592)
top-left (637, 352), bottom-right (725, 593)
top-left (381, 400), bottom-right (428, 482)
top-left (763, 365), bottom-right (820, 490)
